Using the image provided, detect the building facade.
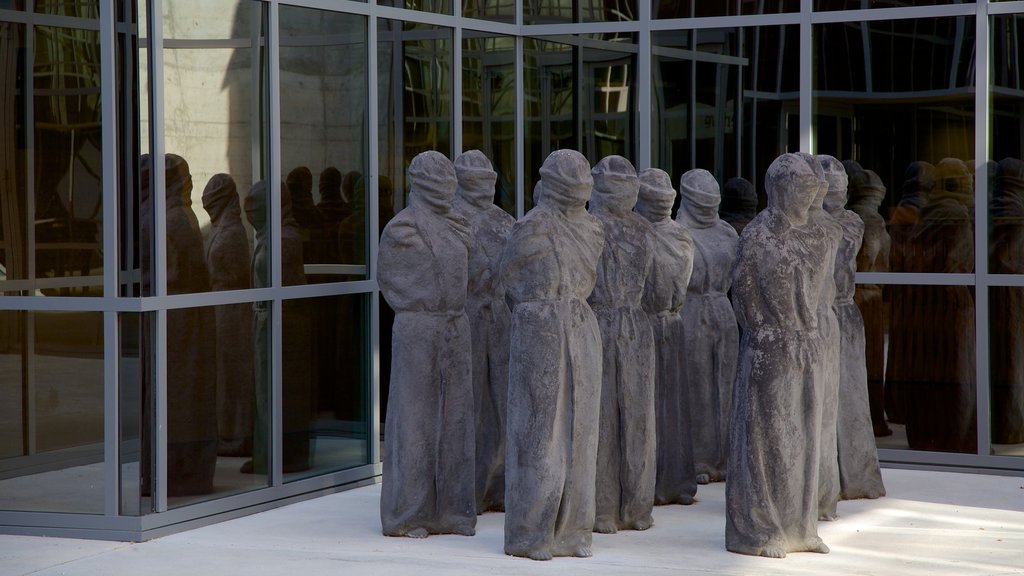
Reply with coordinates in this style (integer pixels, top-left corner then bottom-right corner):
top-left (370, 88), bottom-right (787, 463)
top-left (0, 0), bottom-right (1022, 540)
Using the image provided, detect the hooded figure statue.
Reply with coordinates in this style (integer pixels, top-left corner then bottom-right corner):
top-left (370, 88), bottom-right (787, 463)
top-left (818, 155), bottom-right (885, 502)
top-left (726, 153), bottom-right (832, 559)
top-left (634, 168), bottom-right (696, 506)
top-left (202, 174), bottom-right (254, 458)
top-left (378, 151), bottom-right (476, 538)
top-left (451, 150), bottom-right (515, 514)
top-left (587, 155), bottom-right (657, 534)
top-left (675, 168), bottom-right (739, 485)
top-left (501, 149), bottom-right (605, 560)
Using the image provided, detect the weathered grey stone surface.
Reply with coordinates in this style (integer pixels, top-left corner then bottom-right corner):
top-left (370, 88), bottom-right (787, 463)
top-left (501, 149), bottom-right (605, 560)
top-left (587, 156), bottom-right (656, 534)
top-left (676, 169), bottom-right (739, 485)
top-left (846, 166), bottom-right (891, 437)
top-left (819, 156), bottom-right (885, 501)
top-left (802, 153), bottom-right (842, 523)
top-left (635, 168), bottom-right (695, 506)
top-left (378, 151), bottom-right (476, 538)
top-left (726, 153), bottom-right (831, 559)
top-left (720, 176), bottom-right (758, 236)
top-left (991, 157), bottom-right (1024, 444)
top-left (202, 174), bottom-right (254, 457)
top-left (452, 150), bottom-right (515, 515)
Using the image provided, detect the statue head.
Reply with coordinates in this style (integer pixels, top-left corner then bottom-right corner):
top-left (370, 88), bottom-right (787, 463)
top-left (202, 173), bottom-right (240, 224)
top-left (816, 155), bottom-right (849, 213)
top-left (765, 153), bottom-right (818, 227)
top-left (537, 149), bottom-right (593, 213)
top-left (454, 150), bottom-right (498, 208)
top-left (636, 168), bottom-right (676, 223)
top-left (934, 157), bottom-right (973, 206)
top-left (590, 155), bottom-right (639, 214)
top-left (721, 177), bottom-right (757, 221)
top-left (408, 150), bottom-right (457, 215)
top-left (677, 168), bottom-right (721, 227)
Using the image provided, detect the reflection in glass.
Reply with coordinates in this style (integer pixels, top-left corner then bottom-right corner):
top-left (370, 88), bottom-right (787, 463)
top-left (0, 21), bottom-right (25, 294)
top-left (655, 0), bottom-right (796, 19)
top-left (815, 0), bottom-right (960, 10)
top-left (35, 1), bottom-right (98, 16)
top-left (525, 0), bottom-right (635, 24)
top-left (283, 294), bottom-right (371, 482)
top-left (814, 17), bottom-right (975, 274)
top-left (280, 6), bottom-right (368, 284)
top-left (463, 33), bottom-right (516, 217)
top-left (991, 287), bottom-right (1024, 454)
top-left (524, 38), bottom-right (574, 211)
top-left (877, 284), bottom-right (976, 454)
top-left (120, 312), bottom-right (143, 515)
top-left (0, 310), bottom-right (104, 514)
top-left (653, 26), bottom-right (798, 210)
top-left (378, 0), bottom-right (450, 15)
top-left (464, 0), bottom-right (515, 22)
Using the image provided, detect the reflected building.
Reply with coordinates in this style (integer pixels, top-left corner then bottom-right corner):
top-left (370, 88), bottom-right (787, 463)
top-left (2, 0), bottom-right (1024, 541)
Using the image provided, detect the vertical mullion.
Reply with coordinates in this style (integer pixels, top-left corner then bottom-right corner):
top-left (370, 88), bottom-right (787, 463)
top-left (637, 0), bottom-right (651, 170)
top-left (515, 35), bottom-right (524, 218)
top-left (367, 10), bottom-right (381, 466)
top-left (453, 25), bottom-right (462, 157)
top-left (799, 0), bottom-right (812, 153)
top-left (268, 0), bottom-right (284, 487)
top-left (25, 11), bottom-right (36, 287)
top-left (974, 4), bottom-right (991, 458)
top-left (99, 0), bottom-right (120, 517)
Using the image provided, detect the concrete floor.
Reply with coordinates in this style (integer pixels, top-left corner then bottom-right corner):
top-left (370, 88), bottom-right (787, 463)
top-left (2, 467), bottom-right (1024, 576)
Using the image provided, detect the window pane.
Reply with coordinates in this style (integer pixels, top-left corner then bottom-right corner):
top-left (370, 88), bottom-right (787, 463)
top-left (525, 0), bottom-right (636, 24)
top-left (655, 0), bottom-right (796, 19)
top-left (462, 32), bottom-right (516, 217)
top-left (283, 294), bottom-right (371, 482)
top-left (463, 0), bottom-right (514, 23)
top-left (0, 310), bottom-right (105, 514)
top-left (814, 17), bottom-right (975, 274)
top-left (524, 37), bottom-right (574, 212)
top-left (378, 0), bottom-right (450, 16)
top-left (990, 14), bottom-right (1024, 276)
top-left (279, 6), bottom-right (368, 285)
top-left (0, 22), bottom-right (26, 294)
top-left (815, 0), bottom-right (968, 11)
top-left (874, 285), bottom-right (977, 454)
top-left (35, 1), bottom-right (98, 16)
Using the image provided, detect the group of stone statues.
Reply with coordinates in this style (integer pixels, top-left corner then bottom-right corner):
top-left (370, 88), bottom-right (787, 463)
top-left (377, 148), bottom-right (885, 560)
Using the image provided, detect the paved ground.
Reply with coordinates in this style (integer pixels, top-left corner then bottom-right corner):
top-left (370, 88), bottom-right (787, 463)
top-left (3, 467), bottom-right (1024, 576)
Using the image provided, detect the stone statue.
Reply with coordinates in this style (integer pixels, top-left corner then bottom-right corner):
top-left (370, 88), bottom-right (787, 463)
top-left (377, 151), bottom-right (476, 538)
top-left (587, 156), bottom-right (656, 534)
top-left (991, 158), bottom-right (1024, 444)
top-left (846, 166), bottom-right (891, 437)
top-left (451, 150), bottom-right (515, 514)
top-left (139, 153), bottom-right (218, 496)
top-left (675, 169), bottom-right (739, 485)
top-left (635, 168), bottom-right (695, 506)
top-left (202, 174), bottom-right (254, 457)
top-left (501, 149), bottom-right (605, 560)
top-left (720, 176), bottom-right (758, 236)
top-left (726, 153), bottom-right (831, 558)
top-left (818, 155), bottom-right (885, 501)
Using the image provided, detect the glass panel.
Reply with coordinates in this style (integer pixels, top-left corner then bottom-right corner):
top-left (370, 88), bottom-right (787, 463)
top-left (462, 32), bottom-right (516, 217)
top-left (34, 25), bottom-right (103, 296)
top-left (463, 0), bottom-right (515, 23)
top-left (1, 1), bottom-right (26, 10)
top-left (524, 37), bottom-right (574, 212)
top-left (814, 17), bottom-right (975, 274)
top-left (582, 34), bottom-right (637, 165)
top-left (378, 0), bottom-right (450, 16)
top-left (0, 310), bottom-right (105, 514)
top-left (35, 1), bottom-right (98, 16)
top-left (157, 0), bottom-right (267, 295)
top-left (120, 312), bottom-right (142, 515)
top-left (283, 294), bottom-right (371, 482)
top-left (525, 0), bottom-right (636, 24)
top-left (990, 14), bottom-right (1024, 276)
top-left (136, 302), bottom-right (269, 509)
top-left (0, 21), bottom-right (26, 294)
top-left (874, 284), bottom-right (977, 454)
top-left (991, 287), bottom-right (1024, 455)
top-left (655, 0), bottom-right (796, 19)
top-left (279, 6), bottom-right (368, 285)
top-left (377, 20), bottom-right (452, 224)
top-left (654, 26), bottom-right (799, 215)
top-left (815, 0), bottom-right (967, 11)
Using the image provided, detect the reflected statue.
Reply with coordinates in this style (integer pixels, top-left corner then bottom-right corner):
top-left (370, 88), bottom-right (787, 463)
top-left (140, 153), bottom-right (218, 496)
top-left (901, 158), bottom-right (977, 453)
top-left (451, 150), bottom-right (514, 515)
top-left (991, 157), bottom-right (1024, 444)
top-left (885, 160), bottom-right (935, 426)
top-left (378, 151), bottom-right (476, 538)
top-left (818, 156), bottom-right (885, 501)
top-left (676, 169), bottom-right (739, 486)
top-left (286, 166), bottom-right (327, 267)
top-left (635, 168), bottom-right (696, 506)
top-left (720, 176), bottom-right (758, 236)
top-left (502, 150), bottom-right (605, 560)
top-left (588, 156), bottom-right (656, 534)
top-left (726, 153), bottom-right (831, 559)
top-left (846, 166), bottom-right (891, 437)
top-left (202, 174), bottom-right (254, 457)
